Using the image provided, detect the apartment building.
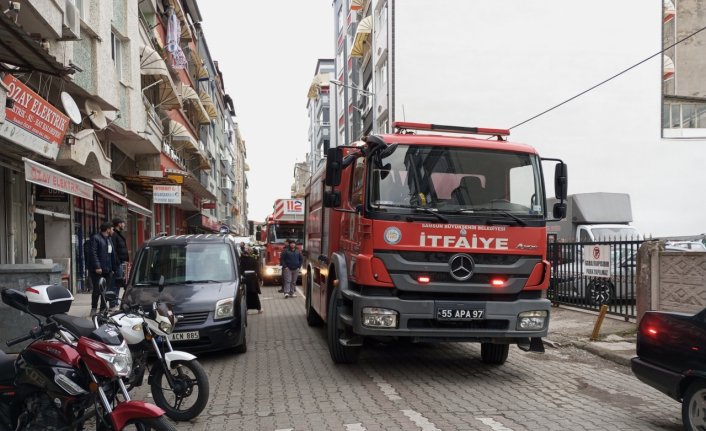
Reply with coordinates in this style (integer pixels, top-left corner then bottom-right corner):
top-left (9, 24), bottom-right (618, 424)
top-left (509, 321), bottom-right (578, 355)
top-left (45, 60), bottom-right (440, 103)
top-left (0, 0), bottom-right (247, 293)
top-left (306, 59), bottom-right (334, 174)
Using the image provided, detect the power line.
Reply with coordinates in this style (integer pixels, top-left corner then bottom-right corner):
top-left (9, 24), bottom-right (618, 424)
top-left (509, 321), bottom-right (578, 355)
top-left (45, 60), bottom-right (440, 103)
top-left (509, 23), bottom-right (706, 130)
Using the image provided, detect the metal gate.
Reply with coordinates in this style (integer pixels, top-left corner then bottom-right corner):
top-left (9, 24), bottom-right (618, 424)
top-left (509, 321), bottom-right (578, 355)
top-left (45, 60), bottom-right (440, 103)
top-left (548, 239), bottom-right (643, 320)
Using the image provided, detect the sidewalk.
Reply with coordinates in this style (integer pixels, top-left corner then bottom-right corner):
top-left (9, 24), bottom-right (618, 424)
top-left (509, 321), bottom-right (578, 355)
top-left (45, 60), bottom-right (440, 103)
top-left (547, 304), bottom-right (637, 366)
top-left (68, 291), bottom-right (638, 366)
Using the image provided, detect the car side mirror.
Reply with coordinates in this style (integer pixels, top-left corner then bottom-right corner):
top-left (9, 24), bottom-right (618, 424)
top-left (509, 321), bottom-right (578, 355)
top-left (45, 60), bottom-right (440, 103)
top-left (554, 163), bottom-right (568, 200)
top-left (553, 202), bottom-right (567, 219)
top-left (323, 190), bottom-right (341, 208)
top-left (158, 275), bottom-right (165, 293)
top-left (325, 147), bottom-right (343, 187)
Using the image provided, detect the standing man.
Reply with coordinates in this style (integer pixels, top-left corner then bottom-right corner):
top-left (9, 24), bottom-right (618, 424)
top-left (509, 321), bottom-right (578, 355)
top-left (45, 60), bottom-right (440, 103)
top-left (111, 217), bottom-right (129, 306)
top-left (280, 239), bottom-right (302, 298)
top-left (87, 222), bottom-right (118, 316)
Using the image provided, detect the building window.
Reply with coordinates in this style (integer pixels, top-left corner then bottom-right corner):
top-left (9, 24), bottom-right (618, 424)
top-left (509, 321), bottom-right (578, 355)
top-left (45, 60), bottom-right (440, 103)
top-left (377, 59), bottom-right (387, 89)
top-left (111, 31), bottom-right (122, 79)
top-left (664, 102), bottom-right (706, 129)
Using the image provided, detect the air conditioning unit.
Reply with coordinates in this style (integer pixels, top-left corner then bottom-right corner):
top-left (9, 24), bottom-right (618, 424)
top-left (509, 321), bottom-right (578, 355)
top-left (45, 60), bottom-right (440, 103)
top-left (62, 0), bottom-right (80, 40)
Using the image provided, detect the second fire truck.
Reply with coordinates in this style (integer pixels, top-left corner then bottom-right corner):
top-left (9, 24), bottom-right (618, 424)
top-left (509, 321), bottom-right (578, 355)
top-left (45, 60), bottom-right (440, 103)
top-left (259, 198), bottom-right (305, 284)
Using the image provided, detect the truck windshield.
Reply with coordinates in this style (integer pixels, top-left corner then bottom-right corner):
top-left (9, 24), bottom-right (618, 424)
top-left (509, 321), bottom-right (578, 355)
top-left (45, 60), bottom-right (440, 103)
top-left (268, 224), bottom-right (304, 244)
top-left (369, 144), bottom-right (544, 216)
top-left (132, 243), bottom-right (235, 285)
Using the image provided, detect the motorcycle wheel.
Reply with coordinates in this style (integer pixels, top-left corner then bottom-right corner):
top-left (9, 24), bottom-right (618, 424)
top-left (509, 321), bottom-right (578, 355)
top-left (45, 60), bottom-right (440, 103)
top-left (150, 360), bottom-right (210, 422)
top-left (119, 417), bottom-right (176, 430)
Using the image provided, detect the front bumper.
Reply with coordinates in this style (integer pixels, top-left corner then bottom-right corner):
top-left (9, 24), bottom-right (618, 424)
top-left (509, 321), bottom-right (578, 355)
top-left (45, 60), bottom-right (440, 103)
top-left (169, 313), bottom-right (242, 353)
top-left (341, 288), bottom-right (550, 341)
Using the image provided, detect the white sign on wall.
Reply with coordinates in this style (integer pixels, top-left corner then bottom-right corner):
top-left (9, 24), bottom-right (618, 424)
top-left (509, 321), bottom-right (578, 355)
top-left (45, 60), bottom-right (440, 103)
top-left (153, 185), bottom-right (181, 204)
top-left (582, 245), bottom-right (611, 278)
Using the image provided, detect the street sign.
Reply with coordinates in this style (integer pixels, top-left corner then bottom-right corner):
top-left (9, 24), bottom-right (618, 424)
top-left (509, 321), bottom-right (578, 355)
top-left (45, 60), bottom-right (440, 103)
top-left (582, 245), bottom-right (611, 278)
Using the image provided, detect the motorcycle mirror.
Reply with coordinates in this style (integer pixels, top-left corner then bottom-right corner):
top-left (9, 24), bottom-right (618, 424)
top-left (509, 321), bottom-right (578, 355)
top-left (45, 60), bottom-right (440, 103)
top-left (98, 277), bottom-right (107, 292)
top-left (1, 288), bottom-right (29, 312)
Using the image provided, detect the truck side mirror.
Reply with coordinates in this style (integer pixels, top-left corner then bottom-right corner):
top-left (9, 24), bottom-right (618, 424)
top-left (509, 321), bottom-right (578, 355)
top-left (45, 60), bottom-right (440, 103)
top-left (325, 147), bottom-right (343, 187)
top-left (554, 163), bottom-right (568, 200)
top-left (552, 202), bottom-right (567, 219)
top-left (323, 190), bottom-right (341, 208)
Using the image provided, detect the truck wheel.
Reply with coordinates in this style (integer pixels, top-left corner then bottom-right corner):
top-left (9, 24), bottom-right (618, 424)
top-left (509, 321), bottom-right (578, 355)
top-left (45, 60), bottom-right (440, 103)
top-left (306, 272), bottom-right (323, 326)
top-left (481, 342), bottom-right (509, 365)
top-left (586, 279), bottom-right (614, 306)
top-left (682, 379), bottom-right (706, 431)
top-left (327, 286), bottom-right (361, 364)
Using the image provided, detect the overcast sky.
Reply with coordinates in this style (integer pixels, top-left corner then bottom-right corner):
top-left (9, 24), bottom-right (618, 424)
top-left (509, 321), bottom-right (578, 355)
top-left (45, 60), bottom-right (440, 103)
top-left (200, 2), bottom-right (333, 223)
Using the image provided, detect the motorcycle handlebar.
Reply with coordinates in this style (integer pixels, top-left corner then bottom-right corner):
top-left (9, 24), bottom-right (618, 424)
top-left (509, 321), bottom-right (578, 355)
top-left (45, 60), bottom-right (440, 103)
top-left (6, 325), bottom-right (44, 347)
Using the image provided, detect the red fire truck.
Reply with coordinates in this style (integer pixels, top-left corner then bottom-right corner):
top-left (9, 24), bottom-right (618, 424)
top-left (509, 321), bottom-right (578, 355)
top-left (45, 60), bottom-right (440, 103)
top-left (303, 122), bottom-right (568, 364)
top-left (259, 198), bottom-right (305, 284)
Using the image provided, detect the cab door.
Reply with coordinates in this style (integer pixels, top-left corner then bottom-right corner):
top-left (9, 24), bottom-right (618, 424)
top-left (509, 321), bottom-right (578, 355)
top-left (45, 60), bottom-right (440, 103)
top-left (340, 156), bottom-right (365, 275)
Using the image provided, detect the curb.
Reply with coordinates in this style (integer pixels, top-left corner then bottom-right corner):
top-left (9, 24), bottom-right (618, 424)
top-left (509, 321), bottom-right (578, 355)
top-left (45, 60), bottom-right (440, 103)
top-left (570, 340), bottom-right (633, 367)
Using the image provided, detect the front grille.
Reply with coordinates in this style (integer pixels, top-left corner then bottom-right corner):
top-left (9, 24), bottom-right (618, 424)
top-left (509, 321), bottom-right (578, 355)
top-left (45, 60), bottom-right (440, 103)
top-left (407, 272), bottom-right (492, 284)
top-left (176, 311), bottom-right (210, 327)
top-left (408, 319), bottom-right (509, 330)
top-left (397, 290), bottom-right (542, 302)
top-left (396, 251), bottom-right (530, 265)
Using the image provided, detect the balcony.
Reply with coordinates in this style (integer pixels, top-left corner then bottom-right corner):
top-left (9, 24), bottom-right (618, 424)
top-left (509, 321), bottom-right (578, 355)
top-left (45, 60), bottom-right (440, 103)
top-left (55, 129), bottom-right (111, 179)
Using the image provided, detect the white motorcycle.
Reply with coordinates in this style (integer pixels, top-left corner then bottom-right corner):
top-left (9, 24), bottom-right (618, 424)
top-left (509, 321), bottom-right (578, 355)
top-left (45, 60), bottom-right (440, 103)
top-left (94, 278), bottom-right (210, 422)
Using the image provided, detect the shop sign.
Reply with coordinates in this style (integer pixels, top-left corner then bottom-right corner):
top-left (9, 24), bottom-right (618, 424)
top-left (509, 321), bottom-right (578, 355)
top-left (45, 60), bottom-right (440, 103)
top-left (2, 76), bottom-right (70, 160)
top-left (202, 201), bottom-right (216, 209)
top-left (23, 158), bottom-right (93, 200)
top-left (153, 185), bottom-right (181, 204)
top-left (36, 185), bottom-right (69, 202)
top-left (201, 215), bottom-right (219, 231)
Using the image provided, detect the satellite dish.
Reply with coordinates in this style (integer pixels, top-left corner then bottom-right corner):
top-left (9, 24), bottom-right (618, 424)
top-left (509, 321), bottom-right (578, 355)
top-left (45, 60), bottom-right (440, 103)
top-left (84, 99), bottom-right (107, 129)
top-left (60, 92), bottom-right (82, 125)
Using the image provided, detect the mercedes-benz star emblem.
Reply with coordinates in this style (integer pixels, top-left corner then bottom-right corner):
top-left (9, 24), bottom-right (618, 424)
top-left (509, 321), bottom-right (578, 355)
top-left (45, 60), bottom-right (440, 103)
top-left (449, 253), bottom-right (474, 281)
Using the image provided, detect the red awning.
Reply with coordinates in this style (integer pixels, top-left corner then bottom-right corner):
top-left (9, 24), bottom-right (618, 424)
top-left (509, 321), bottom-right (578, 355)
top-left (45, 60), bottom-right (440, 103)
top-left (92, 182), bottom-right (153, 217)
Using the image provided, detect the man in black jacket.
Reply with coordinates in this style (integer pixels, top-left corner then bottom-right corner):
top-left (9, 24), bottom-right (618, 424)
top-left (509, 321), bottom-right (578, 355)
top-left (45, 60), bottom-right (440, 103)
top-left (87, 222), bottom-right (118, 316)
top-left (111, 218), bottom-right (129, 307)
top-left (280, 240), bottom-right (303, 298)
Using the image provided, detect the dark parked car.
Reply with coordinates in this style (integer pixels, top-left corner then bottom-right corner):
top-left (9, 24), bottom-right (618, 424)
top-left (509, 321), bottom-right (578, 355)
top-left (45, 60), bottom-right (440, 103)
top-left (631, 308), bottom-right (706, 430)
top-left (123, 234), bottom-right (247, 353)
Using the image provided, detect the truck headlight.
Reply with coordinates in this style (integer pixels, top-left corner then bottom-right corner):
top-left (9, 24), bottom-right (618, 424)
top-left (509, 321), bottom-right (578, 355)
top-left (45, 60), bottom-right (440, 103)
top-left (362, 307), bottom-right (398, 328)
top-left (517, 310), bottom-right (548, 331)
top-left (215, 298), bottom-right (234, 320)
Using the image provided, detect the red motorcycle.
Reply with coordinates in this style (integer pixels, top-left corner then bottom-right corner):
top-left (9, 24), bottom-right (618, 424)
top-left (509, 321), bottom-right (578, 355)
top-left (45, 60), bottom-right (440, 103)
top-left (0, 286), bottom-right (176, 431)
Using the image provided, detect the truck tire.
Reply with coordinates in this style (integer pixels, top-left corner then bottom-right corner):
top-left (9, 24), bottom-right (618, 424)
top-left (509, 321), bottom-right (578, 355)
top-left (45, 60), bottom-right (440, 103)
top-left (327, 286), bottom-right (360, 364)
top-left (481, 342), bottom-right (509, 365)
top-left (306, 271), bottom-right (323, 327)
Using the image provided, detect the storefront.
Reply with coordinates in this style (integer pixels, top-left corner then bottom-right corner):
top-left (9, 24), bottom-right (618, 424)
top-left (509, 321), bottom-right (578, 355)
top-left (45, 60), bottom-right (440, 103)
top-left (72, 182), bottom-right (152, 292)
top-left (23, 158), bottom-right (93, 293)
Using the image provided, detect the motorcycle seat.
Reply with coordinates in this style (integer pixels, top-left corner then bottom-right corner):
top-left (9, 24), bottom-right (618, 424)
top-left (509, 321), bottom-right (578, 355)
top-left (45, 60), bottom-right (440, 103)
top-left (53, 313), bottom-right (96, 338)
top-left (0, 350), bottom-right (16, 384)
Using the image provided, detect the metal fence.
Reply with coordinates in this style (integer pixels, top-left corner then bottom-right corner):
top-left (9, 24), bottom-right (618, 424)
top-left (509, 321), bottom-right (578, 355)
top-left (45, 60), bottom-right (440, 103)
top-left (548, 239), bottom-right (644, 320)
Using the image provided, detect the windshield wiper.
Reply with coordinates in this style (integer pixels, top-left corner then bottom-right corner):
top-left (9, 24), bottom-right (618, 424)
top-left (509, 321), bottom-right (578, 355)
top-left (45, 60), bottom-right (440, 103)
top-left (456, 208), bottom-right (527, 226)
top-left (134, 281), bottom-right (161, 287)
top-left (373, 203), bottom-right (449, 223)
top-left (183, 279), bottom-right (221, 284)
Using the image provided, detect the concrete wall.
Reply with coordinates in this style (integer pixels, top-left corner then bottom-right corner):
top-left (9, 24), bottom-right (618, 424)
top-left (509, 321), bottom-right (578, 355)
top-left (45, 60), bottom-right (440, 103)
top-left (636, 241), bottom-right (706, 321)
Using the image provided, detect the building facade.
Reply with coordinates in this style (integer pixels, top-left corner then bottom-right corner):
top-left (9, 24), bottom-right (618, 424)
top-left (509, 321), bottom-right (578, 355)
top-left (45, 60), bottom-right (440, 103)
top-left (306, 59), bottom-right (334, 174)
top-left (0, 0), bottom-right (247, 294)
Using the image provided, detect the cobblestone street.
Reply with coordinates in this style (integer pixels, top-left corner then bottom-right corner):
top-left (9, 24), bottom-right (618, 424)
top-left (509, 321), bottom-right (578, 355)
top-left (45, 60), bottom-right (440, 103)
top-left (132, 284), bottom-right (683, 431)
